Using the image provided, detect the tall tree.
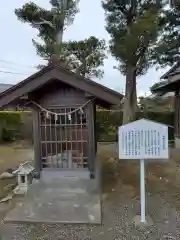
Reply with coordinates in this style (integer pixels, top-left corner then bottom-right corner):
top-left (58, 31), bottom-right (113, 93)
top-left (152, 2), bottom-right (180, 67)
top-left (15, 1), bottom-right (106, 79)
top-left (102, 0), bottom-right (164, 123)
top-left (15, 0), bottom-right (79, 57)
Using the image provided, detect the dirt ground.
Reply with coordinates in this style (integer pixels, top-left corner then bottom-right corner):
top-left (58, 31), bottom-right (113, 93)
top-left (1, 142), bottom-right (180, 239)
top-left (0, 141), bottom-right (33, 199)
top-left (0, 141), bottom-right (33, 173)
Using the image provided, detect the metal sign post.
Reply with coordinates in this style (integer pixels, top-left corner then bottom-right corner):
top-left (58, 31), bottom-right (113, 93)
top-left (140, 159), bottom-right (145, 223)
top-left (118, 119), bottom-right (169, 224)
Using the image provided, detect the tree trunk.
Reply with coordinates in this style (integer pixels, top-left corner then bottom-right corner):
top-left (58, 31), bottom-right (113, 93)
top-left (122, 65), bottom-right (137, 124)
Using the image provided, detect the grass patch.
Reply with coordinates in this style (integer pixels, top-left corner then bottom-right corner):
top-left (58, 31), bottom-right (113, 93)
top-left (98, 142), bottom-right (180, 206)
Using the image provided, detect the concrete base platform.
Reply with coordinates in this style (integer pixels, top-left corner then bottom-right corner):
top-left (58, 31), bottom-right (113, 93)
top-left (5, 171), bottom-right (101, 224)
top-left (132, 215), bottom-right (154, 228)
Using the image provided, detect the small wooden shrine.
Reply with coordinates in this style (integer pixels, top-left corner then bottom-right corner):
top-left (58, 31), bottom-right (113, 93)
top-left (0, 58), bottom-right (123, 179)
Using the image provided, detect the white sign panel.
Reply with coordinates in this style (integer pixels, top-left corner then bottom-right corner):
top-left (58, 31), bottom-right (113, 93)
top-left (118, 118), bottom-right (169, 159)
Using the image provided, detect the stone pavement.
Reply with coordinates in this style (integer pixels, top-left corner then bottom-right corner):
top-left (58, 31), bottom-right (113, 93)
top-left (4, 170), bottom-right (101, 224)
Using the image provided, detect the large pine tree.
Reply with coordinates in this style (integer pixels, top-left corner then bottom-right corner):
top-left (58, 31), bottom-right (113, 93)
top-left (102, 0), bottom-right (165, 123)
top-left (15, 0), bottom-right (79, 56)
top-left (15, 0), bottom-right (106, 79)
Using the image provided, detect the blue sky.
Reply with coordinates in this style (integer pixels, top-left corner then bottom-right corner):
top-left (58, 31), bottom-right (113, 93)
top-left (0, 0), bottom-right (169, 96)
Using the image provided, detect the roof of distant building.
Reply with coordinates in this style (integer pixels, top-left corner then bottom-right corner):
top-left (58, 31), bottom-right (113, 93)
top-left (0, 83), bottom-right (13, 94)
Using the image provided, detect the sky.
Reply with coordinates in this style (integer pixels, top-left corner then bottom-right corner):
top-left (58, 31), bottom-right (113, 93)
top-left (0, 0), bottom-right (169, 97)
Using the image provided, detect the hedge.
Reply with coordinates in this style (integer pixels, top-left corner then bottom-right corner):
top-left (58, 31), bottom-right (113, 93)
top-left (0, 110), bottom-right (174, 142)
top-left (0, 111), bottom-right (32, 142)
top-left (96, 110), bottom-right (174, 142)
top-left (0, 111), bottom-right (22, 141)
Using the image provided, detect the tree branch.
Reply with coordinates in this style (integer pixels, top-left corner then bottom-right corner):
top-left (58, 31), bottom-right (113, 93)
top-left (33, 18), bottom-right (55, 28)
top-left (127, 4), bottom-right (136, 25)
top-left (118, 5), bottom-right (128, 16)
top-left (135, 33), bottom-right (151, 71)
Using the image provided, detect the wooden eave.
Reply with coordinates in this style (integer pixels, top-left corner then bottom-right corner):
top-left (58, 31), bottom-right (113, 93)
top-left (160, 61), bottom-right (180, 79)
top-left (152, 78), bottom-right (180, 94)
top-left (0, 63), bottom-right (123, 108)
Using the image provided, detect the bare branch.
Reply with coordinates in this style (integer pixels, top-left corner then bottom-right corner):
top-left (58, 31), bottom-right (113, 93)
top-left (33, 18), bottom-right (56, 28)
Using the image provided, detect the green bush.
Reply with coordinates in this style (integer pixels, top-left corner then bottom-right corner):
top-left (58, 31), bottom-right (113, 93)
top-left (96, 110), bottom-right (174, 142)
top-left (98, 149), bottom-right (119, 191)
top-left (2, 128), bottom-right (15, 141)
top-left (0, 111), bottom-right (22, 142)
top-left (0, 110), bottom-right (174, 143)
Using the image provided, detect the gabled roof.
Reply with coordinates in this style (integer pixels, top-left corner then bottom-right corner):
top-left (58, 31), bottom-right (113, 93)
top-left (152, 61), bottom-right (180, 94)
top-left (0, 61), bottom-right (123, 108)
top-left (160, 61), bottom-right (180, 79)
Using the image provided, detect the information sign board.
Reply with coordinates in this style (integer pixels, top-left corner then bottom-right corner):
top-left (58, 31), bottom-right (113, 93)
top-left (118, 118), bottom-right (169, 160)
top-left (118, 119), bottom-right (169, 224)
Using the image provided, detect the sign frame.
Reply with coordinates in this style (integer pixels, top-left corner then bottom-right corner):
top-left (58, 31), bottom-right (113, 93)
top-left (118, 118), bottom-right (169, 160)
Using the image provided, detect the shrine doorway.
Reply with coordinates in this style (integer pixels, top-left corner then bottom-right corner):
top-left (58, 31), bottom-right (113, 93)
top-left (39, 105), bottom-right (88, 170)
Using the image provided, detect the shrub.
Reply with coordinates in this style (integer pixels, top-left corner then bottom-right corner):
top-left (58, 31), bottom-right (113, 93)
top-left (0, 110), bottom-right (174, 143)
top-left (0, 111), bottom-right (22, 142)
top-left (96, 110), bottom-right (174, 142)
top-left (2, 128), bottom-right (15, 141)
top-left (98, 146), bottom-right (119, 192)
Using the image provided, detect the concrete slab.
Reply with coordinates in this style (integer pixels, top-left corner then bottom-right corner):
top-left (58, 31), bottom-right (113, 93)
top-left (4, 172), bottom-right (101, 224)
top-left (4, 198), bottom-right (101, 224)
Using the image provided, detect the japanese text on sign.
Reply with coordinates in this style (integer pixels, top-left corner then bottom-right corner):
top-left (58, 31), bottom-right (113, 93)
top-left (118, 119), bottom-right (168, 159)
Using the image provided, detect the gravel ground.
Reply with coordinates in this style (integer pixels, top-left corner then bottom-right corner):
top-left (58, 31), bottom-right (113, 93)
top-left (0, 143), bottom-right (180, 239)
top-left (0, 183), bottom-right (179, 240)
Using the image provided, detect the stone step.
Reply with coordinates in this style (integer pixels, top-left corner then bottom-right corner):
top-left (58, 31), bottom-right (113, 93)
top-left (40, 170), bottom-right (90, 182)
top-left (31, 178), bottom-right (97, 190)
top-left (27, 177), bottom-right (99, 199)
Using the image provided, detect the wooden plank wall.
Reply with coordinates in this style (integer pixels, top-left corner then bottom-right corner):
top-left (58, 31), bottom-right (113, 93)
top-left (174, 91), bottom-right (180, 138)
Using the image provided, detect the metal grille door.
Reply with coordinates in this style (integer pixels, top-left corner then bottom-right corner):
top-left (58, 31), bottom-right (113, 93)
top-left (39, 107), bottom-right (88, 169)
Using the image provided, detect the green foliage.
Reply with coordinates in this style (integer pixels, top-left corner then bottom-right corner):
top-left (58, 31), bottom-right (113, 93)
top-left (2, 128), bottom-right (15, 142)
top-left (99, 150), bottom-right (119, 188)
top-left (138, 95), bottom-right (174, 111)
top-left (34, 36), bottom-right (107, 78)
top-left (0, 110), bottom-right (174, 143)
top-left (102, 0), bottom-right (166, 124)
top-left (15, 1), bottom-right (79, 43)
top-left (0, 112), bottom-right (22, 142)
top-left (102, 0), bottom-right (164, 76)
top-left (15, 1), bottom-right (106, 79)
top-left (96, 110), bottom-right (174, 142)
top-left (96, 110), bottom-right (121, 142)
top-left (152, 3), bottom-right (180, 67)
top-left (62, 36), bottom-right (107, 78)
top-left (0, 112), bottom-right (21, 128)
top-left (15, 0), bottom-right (79, 61)
top-left (150, 80), bottom-right (168, 93)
